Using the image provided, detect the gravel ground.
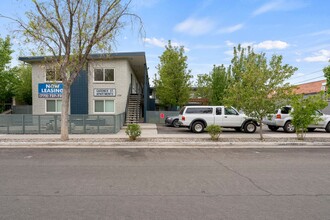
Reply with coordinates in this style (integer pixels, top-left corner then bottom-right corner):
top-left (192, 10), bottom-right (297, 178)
top-left (1, 137), bottom-right (330, 143)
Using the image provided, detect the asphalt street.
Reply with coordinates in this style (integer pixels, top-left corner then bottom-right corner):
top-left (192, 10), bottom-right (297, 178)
top-left (1, 148), bottom-right (330, 220)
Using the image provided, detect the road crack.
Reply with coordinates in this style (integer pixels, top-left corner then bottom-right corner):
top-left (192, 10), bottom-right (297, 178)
top-left (199, 149), bottom-right (273, 196)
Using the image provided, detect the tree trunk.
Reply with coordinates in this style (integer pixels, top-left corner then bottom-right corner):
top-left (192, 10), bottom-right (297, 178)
top-left (259, 121), bottom-right (264, 140)
top-left (61, 82), bottom-right (70, 141)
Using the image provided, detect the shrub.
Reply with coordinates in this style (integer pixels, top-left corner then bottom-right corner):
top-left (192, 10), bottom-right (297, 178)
top-left (125, 123), bottom-right (141, 141)
top-left (205, 124), bottom-right (222, 141)
top-left (291, 93), bottom-right (328, 140)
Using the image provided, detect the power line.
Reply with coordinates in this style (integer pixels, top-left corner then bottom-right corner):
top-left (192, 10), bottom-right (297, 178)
top-left (290, 69), bottom-right (323, 80)
top-left (293, 76), bottom-right (325, 85)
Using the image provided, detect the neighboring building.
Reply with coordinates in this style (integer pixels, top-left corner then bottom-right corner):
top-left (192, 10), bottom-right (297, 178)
top-left (19, 52), bottom-right (151, 123)
top-left (294, 79), bottom-right (330, 114)
top-left (149, 86), bottom-right (209, 110)
top-left (294, 79), bottom-right (327, 96)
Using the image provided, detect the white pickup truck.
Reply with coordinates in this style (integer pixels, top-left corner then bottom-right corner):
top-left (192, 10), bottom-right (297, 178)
top-left (178, 106), bottom-right (258, 133)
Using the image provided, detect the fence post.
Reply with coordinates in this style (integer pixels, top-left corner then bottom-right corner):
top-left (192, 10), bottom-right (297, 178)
top-left (69, 115), bottom-right (71, 134)
top-left (83, 115), bottom-right (86, 134)
top-left (38, 115), bottom-right (41, 133)
top-left (97, 115), bottom-right (100, 133)
top-left (54, 115), bottom-right (57, 134)
top-left (22, 115), bottom-right (25, 134)
top-left (6, 115), bottom-right (9, 134)
top-left (113, 115), bottom-right (118, 134)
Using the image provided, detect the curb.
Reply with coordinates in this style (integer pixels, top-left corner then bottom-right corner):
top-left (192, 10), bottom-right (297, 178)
top-left (1, 141), bottom-right (330, 148)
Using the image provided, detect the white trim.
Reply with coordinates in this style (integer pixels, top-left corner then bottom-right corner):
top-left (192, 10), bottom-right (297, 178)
top-left (45, 99), bottom-right (62, 114)
top-left (45, 68), bottom-right (62, 82)
top-left (93, 99), bottom-right (115, 114)
top-left (93, 67), bottom-right (115, 83)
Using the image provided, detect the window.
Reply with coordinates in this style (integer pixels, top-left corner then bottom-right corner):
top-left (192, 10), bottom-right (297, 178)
top-left (46, 69), bottom-right (62, 81)
top-left (46, 100), bottom-right (62, 113)
top-left (94, 100), bottom-right (115, 113)
top-left (185, 107), bottom-right (213, 114)
top-left (225, 107), bottom-right (238, 115)
top-left (94, 68), bottom-right (114, 82)
top-left (216, 107), bottom-right (222, 115)
top-left (280, 107), bottom-right (292, 114)
top-left (314, 110), bottom-right (323, 116)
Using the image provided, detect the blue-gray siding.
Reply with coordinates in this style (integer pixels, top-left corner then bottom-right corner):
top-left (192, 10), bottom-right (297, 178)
top-left (71, 70), bottom-right (88, 114)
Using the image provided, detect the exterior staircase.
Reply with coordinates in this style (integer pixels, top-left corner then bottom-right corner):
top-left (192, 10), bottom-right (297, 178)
top-left (125, 94), bottom-right (141, 124)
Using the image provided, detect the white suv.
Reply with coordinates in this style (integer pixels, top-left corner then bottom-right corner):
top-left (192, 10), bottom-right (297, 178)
top-left (178, 106), bottom-right (258, 133)
top-left (263, 106), bottom-right (330, 133)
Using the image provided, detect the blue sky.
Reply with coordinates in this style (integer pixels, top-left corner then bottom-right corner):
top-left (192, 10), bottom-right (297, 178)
top-left (1, 0), bottom-right (330, 85)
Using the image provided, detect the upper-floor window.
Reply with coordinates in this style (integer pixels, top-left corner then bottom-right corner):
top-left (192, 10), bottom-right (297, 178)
top-left (46, 69), bottom-right (62, 81)
top-left (94, 68), bottom-right (115, 82)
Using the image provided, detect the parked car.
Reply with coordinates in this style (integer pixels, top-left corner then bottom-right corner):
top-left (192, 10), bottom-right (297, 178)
top-left (178, 106), bottom-right (258, 133)
top-left (165, 116), bottom-right (180, 127)
top-left (263, 106), bottom-right (330, 133)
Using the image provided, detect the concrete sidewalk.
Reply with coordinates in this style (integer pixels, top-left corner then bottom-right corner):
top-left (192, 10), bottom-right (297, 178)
top-left (0, 123), bottom-right (330, 148)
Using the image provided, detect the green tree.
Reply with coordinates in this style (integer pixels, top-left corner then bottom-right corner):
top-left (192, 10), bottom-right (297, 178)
top-left (195, 65), bottom-right (232, 105)
top-left (11, 0), bottom-right (142, 140)
top-left (324, 63), bottom-right (330, 95)
top-left (0, 36), bottom-right (16, 112)
top-left (195, 73), bottom-right (211, 100)
top-left (290, 93), bottom-right (328, 140)
top-left (224, 45), bottom-right (297, 140)
top-left (210, 65), bottom-right (231, 105)
top-left (0, 36), bottom-right (12, 71)
top-left (13, 65), bottom-right (32, 105)
top-left (154, 41), bottom-right (192, 109)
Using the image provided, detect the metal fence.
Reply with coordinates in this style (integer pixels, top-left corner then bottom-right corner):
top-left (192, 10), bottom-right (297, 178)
top-left (146, 111), bottom-right (179, 124)
top-left (0, 113), bottom-right (125, 134)
top-left (12, 105), bottom-right (32, 114)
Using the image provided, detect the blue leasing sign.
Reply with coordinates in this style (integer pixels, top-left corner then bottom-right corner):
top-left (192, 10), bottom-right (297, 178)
top-left (38, 83), bottom-right (63, 98)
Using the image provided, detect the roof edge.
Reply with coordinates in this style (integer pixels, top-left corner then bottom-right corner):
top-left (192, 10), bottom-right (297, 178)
top-left (19, 51), bottom-right (146, 63)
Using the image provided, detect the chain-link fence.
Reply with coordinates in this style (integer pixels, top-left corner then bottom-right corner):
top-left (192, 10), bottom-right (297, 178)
top-left (0, 113), bottom-right (125, 134)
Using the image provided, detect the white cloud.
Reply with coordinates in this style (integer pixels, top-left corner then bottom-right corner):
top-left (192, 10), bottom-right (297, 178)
top-left (218, 23), bottom-right (244, 34)
top-left (174, 17), bottom-right (215, 36)
top-left (310, 29), bottom-right (330, 36)
top-left (253, 1), bottom-right (282, 16)
top-left (241, 42), bottom-right (255, 48)
top-left (143, 37), bottom-right (166, 48)
top-left (303, 49), bottom-right (330, 62)
top-left (254, 40), bottom-right (289, 50)
top-left (224, 40), bottom-right (289, 51)
top-left (225, 40), bottom-right (235, 47)
top-left (252, 0), bottom-right (307, 16)
top-left (143, 37), bottom-right (190, 51)
top-left (224, 50), bottom-right (233, 56)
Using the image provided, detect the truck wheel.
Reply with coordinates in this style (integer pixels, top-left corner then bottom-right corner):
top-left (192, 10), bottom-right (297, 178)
top-left (283, 121), bottom-right (295, 133)
top-left (326, 123), bottom-right (330, 133)
top-left (192, 121), bottom-right (205, 133)
top-left (268, 125), bottom-right (279, 131)
top-left (244, 121), bottom-right (256, 133)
